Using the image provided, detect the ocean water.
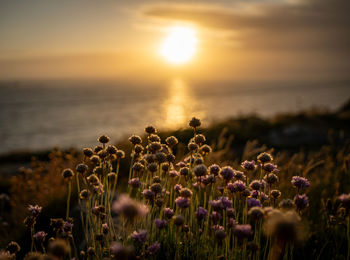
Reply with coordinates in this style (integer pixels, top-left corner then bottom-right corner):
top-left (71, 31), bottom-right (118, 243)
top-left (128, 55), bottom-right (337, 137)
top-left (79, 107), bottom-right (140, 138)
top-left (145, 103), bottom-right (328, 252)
top-left (0, 79), bottom-right (349, 154)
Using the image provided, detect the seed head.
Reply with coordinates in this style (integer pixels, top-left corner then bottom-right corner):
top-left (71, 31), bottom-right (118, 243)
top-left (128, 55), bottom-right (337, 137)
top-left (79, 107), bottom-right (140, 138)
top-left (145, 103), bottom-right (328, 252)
top-left (98, 135), bottom-right (110, 144)
top-left (116, 150), bottom-right (125, 159)
top-left (270, 190), bottom-right (281, 199)
top-left (134, 144), bottom-right (144, 154)
top-left (150, 183), bottom-right (162, 194)
top-left (265, 173), bottom-right (278, 185)
top-left (147, 162), bottom-right (158, 173)
top-left (62, 168), bottom-right (74, 179)
top-left (107, 145), bottom-right (117, 154)
top-left (246, 198), bottom-right (262, 208)
top-left (233, 224), bottom-right (253, 239)
top-left (131, 230), bottom-right (147, 244)
top-left (83, 148), bottom-right (94, 157)
top-left (145, 125), bottom-right (157, 135)
top-left (148, 142), bottom-right (162, 153)
top-left (6, 241), bottom-right (20, 255)
top-left (129, 135), bottom-right (142, 145)
top-left (155, 152), bottom-right (167, 163)
top-left (262, 163), bottom-right (277, 173)
top-left (94, 145), bottom-right (103, 153)
top-left (291, 176), bottom-right (310, 190)
top-left (76, 163), bottom-right (88, 174)
top-left (241, 160), bottom-right (257, 171)
top-left (250, 180), bottom-right (261, 191)
top-left (164, 208), bottom-right (174, 219)
top-left (193, 164), bottom-right (207, 177)
top-left (248, 207), bottom-right (264, 221)
top-left (173, 214), bottom-right (185, 226)
top-left (179, 188), bottom-right (193, 198)
top-left (179, 167), bottom-right (189, 176)
top-left (188, 142), bottom-right (198, 151)
top-left (129, 178), bottom-right (141, 188)
top-left (166, 136), bottom-right (178, 147)
top-left (257, 152), bottom-right (273, 164)
top-left (90, 155), bottom-right (100, 164)
top-left (189, 117), bottom-right (201, 129)
top-left (220, 166), bottom-right (235, 181)
top-left (194, 134), bottom-right (206, 145)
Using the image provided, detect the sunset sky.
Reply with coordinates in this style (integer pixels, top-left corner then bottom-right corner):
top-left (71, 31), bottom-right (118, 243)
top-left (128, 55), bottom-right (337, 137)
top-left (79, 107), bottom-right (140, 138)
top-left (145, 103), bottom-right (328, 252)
top-left (0, 0), bottom-right (348, 82)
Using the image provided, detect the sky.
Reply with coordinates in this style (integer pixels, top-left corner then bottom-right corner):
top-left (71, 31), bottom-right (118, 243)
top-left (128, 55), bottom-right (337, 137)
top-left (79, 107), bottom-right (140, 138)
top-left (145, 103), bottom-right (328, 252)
top-left (0, 0), bottom-right (349, 82)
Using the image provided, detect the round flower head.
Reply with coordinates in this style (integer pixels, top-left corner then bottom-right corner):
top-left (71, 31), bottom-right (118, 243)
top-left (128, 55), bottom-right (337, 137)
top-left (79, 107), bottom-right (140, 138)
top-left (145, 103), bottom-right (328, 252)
top-left (155, 152), bottom-right (167, 164)
top-left (116, 150), bottom-right (125, 159)
top-left (87, 174), bottom-right (100, 185)
top-left (233, 224), bottom-right (253, 239)
top-left (83, 148), bottom-right (94, 157)
top-left (177, 161), bottom-right (186, 168)
top-left (214, 227), bottom-right (226, 241)
top-left (194, 134), bottom-right (206, 145)
top-left (166, 136), bottom-right (178, 147)
top-left (166, 153), bottom-right (176, 163)
top-left (262, 163), bottom-right (277, 173)
top-left (180, 188), bottom-right (193, 198)
top-left (241, 160), bottom-right (257, 171)
top-left (131, 230), bottom-right (147, 244)
top-left (6, 241), bottom-right (20, 255)
top-left (169, 170), bottom-right (179, 178)
top-left (260, 192), bottom-right (269, 203)
top-left (94, 145), bottom-right (103, 153)
top-left (90, 155), bottom-right (100, 164)
top-left (134, 144), bottom-right (144, 154)
top-left (154, 219), bottom-right (167, 229)
top-left (129, 178), bottom-right (141, 188)
top-left (188, 142), bottom-right (198, 151)
top-left (148, 242), bottom-right (161, 255)
top-left (173, 214), bottom-right (185, 226)
top-left (189, 117), bottom-right (201, 129)
top-left (98, 135), bottom-right (110, 144)
top-left (195, 207), bottom-right (208, 221)
top-left (148, 134), bottom-right (161, 143)
top-left (338, 193), bottom-right (350, 209)
top-left (76, 163), bottom-right (88, 174)
top-left (106, 145), bottom-right (117, 154)
top-left (203, 174), bottom-right (215, 185)
top-left (102, 223), bottom-right (109, 234)
top-left (179, 167), bottom-right (189, 176)
top-left (248, 207), bottom-right (264, 221)
top-left (148, 142), bottom-right (162, 153)
top-left (229, 181), bottom-right (246, 193)
top-left (234, 170), bottom-right (246, 181)
top-left (193, 164), bottom-right (207, 177)
top-left (194, 156), bottom-right (204, 165)
top-left (175, 197), bottom-right (190, 209)
top-left (247, 198), bottom-right (262, 208)
top-left (251, 190), bottom-right (259, 198)
top-left (145, 125), bottom-right (157, 135)
top-left (129, 135), bottom-right (142, 145)
top-left (112, 194), bottom-right (148, 221)
top-left (48, 239), bottom-right (71, 258)
top-left (132, 162), bottom-right (145, 173)
top-left (142, 189), bottom-right (155, 201)
top-left (291, 176), bottom-right (310, 190)
top-left (210, 211), bottom-right (222, 223)
top-left (210, 199), bottom-right (224, 211)
top-left (265, 173), bottom-right (278, 185)
top-left (257, 152), bottom-right (273, 164)
top-left (62, 168), bottom-right (74, 179)
top-left (270, 190), bottom-right (281, 199)
top-left (174, 184), bottom-right (182, 192)
top-left (242, 189), bottom-right (251, 197)
top-left (147, 162), bottom-right (158, 173)
top-left (220, 196), bottom-right (233, 208)
top-left (250, 180), bottom-right (261, 191)
top-left (226, 207), bottom-right (236, 218)
top-left (209, 164), bottom-right (221, 176)
top-left (150, 183), bottom-right (162, 194)
top-left (220, 166), bottom-right (235, 181)
top-left (28, 205), bottom-right (42, 218)
top-left (164, 208), bottom-right (174, 219)
top-left (294, 194), bottom-right (309, 211)
top-left (80, 189), bottom-right (89, 200)
top-left (33, 231), bottom-right (47, 244)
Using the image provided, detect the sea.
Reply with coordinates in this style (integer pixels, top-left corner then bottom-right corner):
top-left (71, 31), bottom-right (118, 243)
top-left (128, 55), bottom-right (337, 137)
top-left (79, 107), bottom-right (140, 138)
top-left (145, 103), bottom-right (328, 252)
top-left (0, 78), bottom-right (349, 154)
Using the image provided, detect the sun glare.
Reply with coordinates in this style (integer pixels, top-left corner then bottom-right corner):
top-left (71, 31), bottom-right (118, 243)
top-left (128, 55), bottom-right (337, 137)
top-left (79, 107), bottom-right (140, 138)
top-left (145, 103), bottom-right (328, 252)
top-left (161, 26), bottom-right (197, 65)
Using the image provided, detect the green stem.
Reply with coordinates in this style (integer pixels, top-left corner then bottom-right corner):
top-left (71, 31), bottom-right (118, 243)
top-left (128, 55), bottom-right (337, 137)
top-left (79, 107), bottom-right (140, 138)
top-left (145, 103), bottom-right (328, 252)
top-left (66, 181), bottom-right (71, 219)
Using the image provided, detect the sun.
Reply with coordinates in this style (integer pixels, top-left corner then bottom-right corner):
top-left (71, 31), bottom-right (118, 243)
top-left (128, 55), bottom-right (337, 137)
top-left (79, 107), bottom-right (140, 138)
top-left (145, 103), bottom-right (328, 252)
top-left (160, 26), bottom-right (197, 65)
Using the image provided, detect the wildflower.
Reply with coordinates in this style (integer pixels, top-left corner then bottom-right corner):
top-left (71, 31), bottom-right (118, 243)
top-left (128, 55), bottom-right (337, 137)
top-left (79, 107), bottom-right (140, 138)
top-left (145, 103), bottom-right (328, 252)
top-left (87, 247), bottom-right (95, 256)
top-left (148, 134), bottom-right (161, 143)
top-left (213, 225), bottom-right (226, 241)
top-left (62, 168), bottom-right (74, 179)
top-left (155, 152), bottom-right (167, 163)
top-left (294, 194), bottom-right (309, 211)
top-left (220, 166), bottom-right (235, 181)
top-left (227, 181), bottom-right (245, 193)
top-left (28, 205), bottom-right (42, 218)
top-left (152, 175), bottom-right (161, 183)
top-left (291, 176), bottom-right (310, 190)
top-left (210, 199), bottom-right (224, 211)
top-left (92, 205), bottom-right (105, 216)
top-left (179, 188), bottom-right (192, 198)
top-left (226, 207), bottom-right (236, 218)
top-left (174, 184), bottom-right (182, 192)
top-left (76, 163), bottom-right (88, 174)
top-left (145, 125), bottom-right (157, 134)
top-left (166, 154), bottom-right (176, 163)
top-left (209, 164), bottom-right (221, 176)
top-left (107, 172), bottom-right (117, 181)
top-left (175, 197), bottom-right (190, 209)
top-left (173, 215), bottom-right (185, 226)
top-left (112, 194), bottom-right (148, 221)
top-left (257, 152), bottom-right (273, 164)
top-left (147, 162), bottom-right (158, 173)
top-left (179, 167), bottom-right (189, 176)
top-left (166, 136), bottom-right (178, 147)
top-left (251, 190), bottom-right (259, 198)
top-left (265, 173), bottom-right (278, 185)
top-left (164, 208), bottom-right (174, 219)
top-left (194, 134), bottom-right (206, 145)
top-left (247, 198), bottom-right (262, 208)
top-left (260, 192), bottom-right (269, 203)
top-left (234, 170), bottom-right (246, 181)
top-left (210, 211), bottom-right (222, 223)
top-left (241, 160), bottom-right (257, 171)
top-left (107, 145), bottom-right (117, 154)
top-left (177, 161), bottom-right (186, 168)
top-left (195, 207), bottom-right (208, 221)
top-left (98, 134), bottom-right (110, 144)
top-left (203, 174), bottom-right (215, 185)
top-left (93, 166), bottom-right (103, 175)
top-left (87, 174), bottom-right (99, 185)
top-left (50, 218), bottom-right (65, 232)
top-left (227, 218), bottom-right (237, 229)
top-left (194, 156), bottom-right (204, 165)
top-left (150, 183), bottom-right (162, 194)
top-left (6, 241), bottom-right (20, 255)
top-left (142, 189), bottom-right (155, 201)
top-left (193, 164), bottom-right (207, 177)
top-left (83, 148), bottom-right (94, 157)
top-left (102, 223), bottom-right (109, 234)
top-left (262, 163), bottom-right (277, 173)
top-left (110, 242), bottom-right (134, 260)
top-left (233, 224), bottom-right (253, 239)
top-left (148, 142), bottom-right (162, 153)
top-left (132, 144), bottom-right (143, 154)
top-left (248, 207), bottom-right (264, 221)
top-left (270, 190), bottom-right (281, 199)
top-left (132, 230), bottom-right (148, 243)
top-left (250, 180), bottom-right (261, 190)
top-left (98, 149), bottom-right (108, 159)
top-left (33, 231), bottom-right (47, 244)
top-left (148, 242), bottom-right (161, 255)
top-left (338, 193), bottom-right (350, 209)
top-left (279, 199), bottom-right (294, 210)
top-left (48, 239), bottom-right (70, 259)
top-left (242, 189), bottom-right (251, 197)
top-left (132, 162), bottom-right (144, 173)
top-left (90, 155), bottom-right (100, 164)
top-left (188, 142), bottom-right (198, 151)
top-left (116, 150), bottom-right (125, 159)
top-left (154, 219), bottom-right (167, 229)
top-left (129, 135), bottom-right (142, 145)
top-left (220, 196), bottom-right (233, 208)
top-left (189, 117), bottom-right (201, 129)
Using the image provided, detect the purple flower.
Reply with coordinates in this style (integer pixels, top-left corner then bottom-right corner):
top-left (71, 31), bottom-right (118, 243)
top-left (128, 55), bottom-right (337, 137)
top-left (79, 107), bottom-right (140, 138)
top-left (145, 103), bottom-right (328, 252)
top-left (175, 197), bottom-right (190, 209)
top-left (174, 184), bottom-right (182, 192)
top-left (210, 199), bottom-right (224, 211)
top-left (112, 194), bottom-right (149, 220)
top-left (195, 207), bottom-right (208, 221)
top-left (176, 161), bottom-right (186, 168)
top-left (260, 192), bottom-right (269, 203)
top-left (251, 190), bottom-right (259, 198)
top-left (262, 163), bottom-right (277, 173)
top-left (102, 223), bottom-right (109, 234)
top-left (241, 160), bottom-right (257, 171)
top-left (226, 207), bottom-right (236, 218)
top-left (233, 224), bottom-right (253, 239)
top-left (169, 170), bottom-right (179, 178)
top-left (28, 205), bottom-right (42, 218)
top-left (294, 194), bottom-right (309, 210)
top-left (210, 211), bottom-right (222, 223)
top-left (219, 197), bottom-right (233, 208)
top-left (148, 242), bottom-right (161, 255)
top-left (129, 178), bottom-right (141, 188)
top-left (227, 218), bottom-right (237, 229)
top-left (163, 208), bottom-right (174, 219)
top-left (291, 176), bottom-right (310, 190)
top-left (110, 242), bottom-right (133, 258)
top-left (131, 230), bottom-right (148, 244)
top-left (338, 193), bottom-right (350, 209)
top-left (142, 189), bottom-right (155, 201)
top-left (246, 198), bottom-right (262, 208)
top-left (220, 166), bottom-right (235, 181)
top-left (231, 181), bottom-right (247, 192)
top-left (33, 231), bottom-right (47, 243)
top-left (209, 164), bottom-right (221, 176)
top-left (234, 171), bottom-right (246, 181)
top-left (257, 152), bottom-right (273, 164)
top-left (154, 219), bottom-right (167, 229)
top-left (250, 180), bottom-right (261, 191)
top-left (64, 221), bottom-right (73, 232)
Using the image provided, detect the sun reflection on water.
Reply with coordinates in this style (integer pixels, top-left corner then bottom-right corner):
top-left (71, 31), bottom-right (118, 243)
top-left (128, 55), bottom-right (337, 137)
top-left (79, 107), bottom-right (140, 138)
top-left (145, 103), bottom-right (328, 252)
top-left (162, 78), bottom-right (204, 129)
